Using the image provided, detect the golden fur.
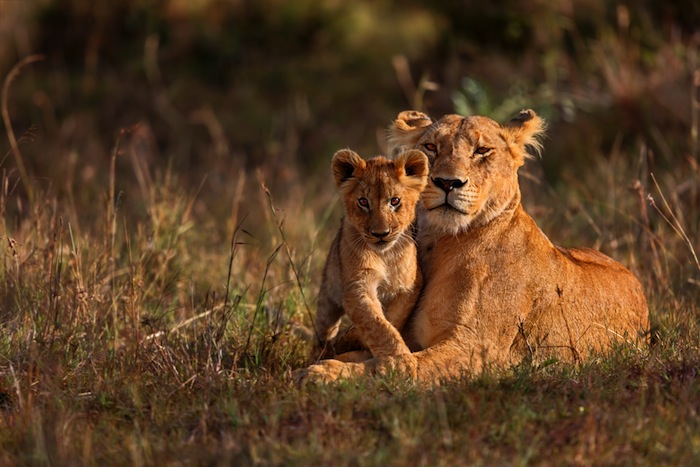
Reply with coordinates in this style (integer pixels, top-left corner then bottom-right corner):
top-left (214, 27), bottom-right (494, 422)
top-left (298, 110), bottom-right (649, 383)
top-left (310, 149), bottom-right (429, 363)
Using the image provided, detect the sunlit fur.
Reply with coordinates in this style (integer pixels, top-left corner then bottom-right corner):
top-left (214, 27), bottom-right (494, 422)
top-left (298, 110), bottom-right (649, 384)
top-left (406, 112), bottom-right (544, 238)
top-left (310, 149), bottom-right (429, 364)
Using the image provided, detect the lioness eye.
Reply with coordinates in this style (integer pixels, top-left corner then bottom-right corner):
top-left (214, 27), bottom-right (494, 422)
top-left (474, 146), bottom-right (491, 155)
top-left (390, 197), bottom-right (401, 207)
top-left (424, 143), bottom-right (437, 152)
top-left (358, 198), bottom-right (369, 208)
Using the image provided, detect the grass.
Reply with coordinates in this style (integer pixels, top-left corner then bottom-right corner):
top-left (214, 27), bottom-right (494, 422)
top-left (1, 1), bottom-right (700, 465)
top-left (4, 328), bottom-right (700, 465)
top-left (0, 123), bottom-right (698, 465)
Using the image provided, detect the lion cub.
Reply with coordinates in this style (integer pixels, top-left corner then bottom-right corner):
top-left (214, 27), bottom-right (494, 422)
top-left (311, 149), bottom-right (429, 362)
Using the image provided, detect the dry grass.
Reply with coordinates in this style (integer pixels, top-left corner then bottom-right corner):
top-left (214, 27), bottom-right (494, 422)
top-left (0, 1), bottom-right (699, 465)
top-left (0, 114), bottom-right (698, 464)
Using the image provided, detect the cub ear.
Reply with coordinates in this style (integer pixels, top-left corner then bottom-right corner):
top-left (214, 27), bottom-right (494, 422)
top-left (501, 109), bottom-right (546, 166)
top-left (395, 149), bottom-right (429, 191)
top-left (387, 110), bottom-right (433, 154)
top-left (332, 149), bottom-right (366, 189)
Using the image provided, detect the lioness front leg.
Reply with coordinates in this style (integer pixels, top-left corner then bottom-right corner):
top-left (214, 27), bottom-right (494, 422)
top-left (294, 353), bottom-right (416, 385)
top-left (385, 285), bottom-right (421, 336)
top-left (409, 338), bottom-right (487, 381)
top-left (333, 339), bottom-right (479, 383)
top-left (296, 339), bottom-right (477, 385)
top-left (293, 359), bottom-right (367, 385)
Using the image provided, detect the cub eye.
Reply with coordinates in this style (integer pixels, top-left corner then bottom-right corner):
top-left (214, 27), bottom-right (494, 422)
top-left (390, 197), bottom-right (401, 207)
top-left (358, 198), bottom-right (369, 208)
top-left (423, 143), bottom-right (437, 152)
top-left (474, 146), bottom-right (491, 156)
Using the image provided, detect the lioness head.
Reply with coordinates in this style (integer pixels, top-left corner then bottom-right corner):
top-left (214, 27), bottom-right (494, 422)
top-left (389, 109), bottom-right (545, 235)
top-left (332, 149), bottom-right (429, 251)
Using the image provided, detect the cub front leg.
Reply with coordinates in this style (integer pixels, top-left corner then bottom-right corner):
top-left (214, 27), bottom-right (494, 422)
top-left (331, 325), bottom-right (368, 355)
top-left (343, 283), bottom-right (411, 358)
top-left (335, 349), bottom-right (373, 363)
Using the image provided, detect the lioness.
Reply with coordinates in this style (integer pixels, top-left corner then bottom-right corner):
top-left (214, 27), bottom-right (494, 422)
top-left (310, 149), bottom-right (429, 363)
top-left (299, 109), bottom-right (649, 383)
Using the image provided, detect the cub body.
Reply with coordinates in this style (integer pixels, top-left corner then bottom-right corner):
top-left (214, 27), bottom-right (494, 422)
top-left (312, 149), bottom-right (429, 362)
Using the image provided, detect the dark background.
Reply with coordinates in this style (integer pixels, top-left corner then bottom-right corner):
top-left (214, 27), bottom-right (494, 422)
top-left (0, 0), bottom-right (698, 244)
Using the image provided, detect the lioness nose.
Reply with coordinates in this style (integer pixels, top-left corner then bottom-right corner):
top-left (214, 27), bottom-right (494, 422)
top-left (433, 177), bottom-right (466, 192)
top-left (371, 229), bottom-right (391, 238)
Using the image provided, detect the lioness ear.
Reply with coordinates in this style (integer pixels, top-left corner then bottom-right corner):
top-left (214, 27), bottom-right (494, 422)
top-left (395, 149), bottom-right (429, 191)
top-left (502, 109), bottom-right (546, 166)
top-left (387, 110), bottom-right (433, 155)
top-left (332, 149), bottom-right (366, 189)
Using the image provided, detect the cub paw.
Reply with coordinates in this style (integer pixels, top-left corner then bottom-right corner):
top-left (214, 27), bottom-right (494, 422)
top-left (374, 354), bottom-right (418, 378)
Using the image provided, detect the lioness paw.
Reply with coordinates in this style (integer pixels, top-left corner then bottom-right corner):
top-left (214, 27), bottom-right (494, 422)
top-left (293, 360), bottom-right (363, 386)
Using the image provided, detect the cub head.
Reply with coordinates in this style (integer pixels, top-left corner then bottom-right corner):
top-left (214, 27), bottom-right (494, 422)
top-left (331, 149), bottom-right (429, 251)
top-left (389, 109), bottom-right (546, 235)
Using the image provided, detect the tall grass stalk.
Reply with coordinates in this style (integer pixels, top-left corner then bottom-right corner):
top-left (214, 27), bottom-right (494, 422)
top-left (0, 54), bottom-right (43, 206)
top-left (648, 173), bottom-right (700, 273)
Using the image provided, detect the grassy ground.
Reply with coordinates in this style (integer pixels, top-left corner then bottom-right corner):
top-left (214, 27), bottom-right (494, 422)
top-left (1, 1), bottom-right (700, 465)
top-left (0, 121), bottom-right (698, 465)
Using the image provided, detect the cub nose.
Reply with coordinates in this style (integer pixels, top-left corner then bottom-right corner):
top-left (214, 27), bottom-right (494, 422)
top-left (433, 177), bottom-right (466, 193)
top-left (371, 229), bottom-right (391, 238)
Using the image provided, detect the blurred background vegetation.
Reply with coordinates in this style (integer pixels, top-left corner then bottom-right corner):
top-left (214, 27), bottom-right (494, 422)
top-left (0, 0), bottom-right (697, 303)
top-left (0, 1), bottom-right (700, 463)
top-left (1, 0), bottom-right (697, 187)
top-left (0, 0), bottom-right (697, 308)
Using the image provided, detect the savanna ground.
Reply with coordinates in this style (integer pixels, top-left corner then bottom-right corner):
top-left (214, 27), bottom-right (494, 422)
top-left (0, 0), bottom-right (699, 464)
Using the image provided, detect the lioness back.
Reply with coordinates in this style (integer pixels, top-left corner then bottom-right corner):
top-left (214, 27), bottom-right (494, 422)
top-left (311, 149), bottom-right (428, 362)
